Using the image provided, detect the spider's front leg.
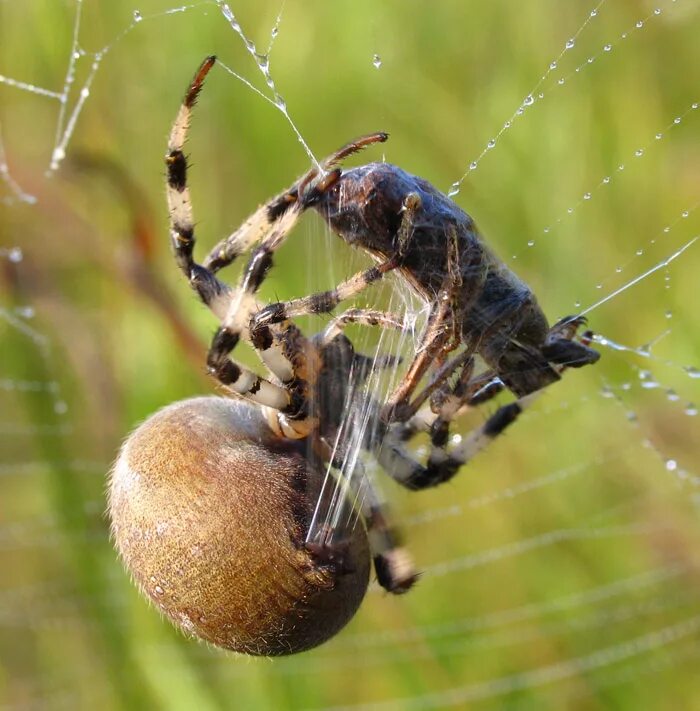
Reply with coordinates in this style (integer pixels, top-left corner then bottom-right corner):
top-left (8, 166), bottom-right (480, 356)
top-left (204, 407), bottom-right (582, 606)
top-left (166, 57), bottom-right (315, 422)
top-left (246, 191), bottom-right (421, 348)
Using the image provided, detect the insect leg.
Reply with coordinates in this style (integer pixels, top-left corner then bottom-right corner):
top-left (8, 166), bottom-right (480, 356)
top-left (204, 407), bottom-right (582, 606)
top-left (380, 223), bottom-right (465, 421)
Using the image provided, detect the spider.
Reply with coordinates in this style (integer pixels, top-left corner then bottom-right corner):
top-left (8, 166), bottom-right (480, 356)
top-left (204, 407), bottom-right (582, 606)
top-left (165, 57), bottom-right (600, 593)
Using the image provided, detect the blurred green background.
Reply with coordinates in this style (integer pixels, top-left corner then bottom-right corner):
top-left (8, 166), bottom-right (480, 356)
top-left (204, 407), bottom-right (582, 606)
top-left (1, 1), bottom-right (699, 709)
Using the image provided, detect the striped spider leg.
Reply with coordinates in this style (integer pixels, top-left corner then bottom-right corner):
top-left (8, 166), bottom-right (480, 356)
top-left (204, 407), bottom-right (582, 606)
top-left (165, 57), bottom-right (417, 592)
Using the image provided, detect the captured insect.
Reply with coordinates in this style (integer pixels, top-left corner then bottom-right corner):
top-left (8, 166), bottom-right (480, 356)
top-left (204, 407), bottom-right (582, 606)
top-left (110, 56), bottom-right (599, 655)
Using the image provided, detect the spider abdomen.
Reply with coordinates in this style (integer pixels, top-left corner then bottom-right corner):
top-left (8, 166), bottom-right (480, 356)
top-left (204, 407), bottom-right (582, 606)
top-left (109, 396), bottom-right (370, 656)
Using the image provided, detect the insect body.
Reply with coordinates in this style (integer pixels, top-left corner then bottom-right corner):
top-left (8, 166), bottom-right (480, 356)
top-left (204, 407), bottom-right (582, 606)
top-left (303, 160), bottom-right (601, 416)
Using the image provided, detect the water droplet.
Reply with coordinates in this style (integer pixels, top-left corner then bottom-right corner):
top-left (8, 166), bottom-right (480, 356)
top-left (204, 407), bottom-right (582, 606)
top-left (523, 94), bottom-right (534, 106)
top-left (636, 20), bottom-right (644, 28)
top-left (621, 33), bottom-right (628, 40)
top-left (587, 57), bottom-right (594, 64)
top-left (469, 161), bottom-right (478, 170)
top-left (549, 60), bottom-right (558, 70)
top-left (558, 78), bottom-right (565, 86)
top-left (665, 310), bottom-right (673, 319)
top-left (54, 401), bottom-right (68, 415)
top-left (80, 87), bottom-right (90, 99)
top-left (685, 366), bottom-right (700, 379)
top-left (674, 117), bottom-right (681, 124)
top-left (600, 385), bottom-right (614, 398)
top-left (621, 382), bottom-right (631, 391)
top-left (666, 389), bottom-right (680, 401)
top-left (590, 9), bottom-right (598, 17)
top-left (487, 139), bottom-right (496, 149)
top-left (516, 107), bottom-right (524, 116)
top-left (133, 9), bottom-right (142, 22)
top-left (583, 192), bottom-right (591, 200)
top-left (596, 283), bottom-right (603, 290)
top-left (503, 121), bottom-right (512, 129)
top-left (655, 133), bottom-right (663, 140)
top-left (15, 305), bottom-right (34, 318)
top-left (636, 249), bottom-right (644, 256)
top-left (565, 38), bottom-right (575, 49)
top-left (574, 299), bottom-right (581, 308)
top-left (603, 44), bottom-right (612, 52)
top-left (543, 227), bottom-right (550, 234)
top-left (681, 211), bottom-right (689, 218)
top-left (639, 369), bottom-right (652, 381)
top-left (654, 8), bottom-right (661, 15)
top-left (8, 247), bottom-right (22, 263)
top-left (73, 51), bottom-right (81, 60)
top-left (634, 149), bottom-right (644, 157)
top-left (271, 27), bottom-right (279, 39)
top-left (567, 207), bottom-right (574, 214)
top-left (221, 3), bottom-right (234, 22)
top-left (527, 240), bottom-right (535, 247)
top-left (666, 459), bottom-right (677, 471)
top-left (618, 164), bottom-right (625, 171)
top-left (692, 103), bottom-right (699, 110)
top-left (602, 176), bottom-right (611, 184)
top-left (372, 54), bottom-right (382, 69)
top-left (685, 404), bottom-right (698, 416)
top-left (615, 266), bottom-right (623, 273)
top-left (663, 226), bottom-right (671, 233)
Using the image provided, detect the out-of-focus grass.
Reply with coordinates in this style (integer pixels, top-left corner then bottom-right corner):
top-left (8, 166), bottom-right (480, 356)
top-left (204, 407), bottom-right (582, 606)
top-left (1, 1), bottom-right (699, 709)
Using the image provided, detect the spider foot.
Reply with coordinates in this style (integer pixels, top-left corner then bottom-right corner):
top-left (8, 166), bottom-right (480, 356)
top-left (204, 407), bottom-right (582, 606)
top-left (374, 548), bottom-right (419, 594)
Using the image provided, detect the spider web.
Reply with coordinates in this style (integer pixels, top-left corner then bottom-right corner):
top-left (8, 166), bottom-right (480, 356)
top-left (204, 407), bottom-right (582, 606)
top-left (1, 1), bottom-right (699, 709)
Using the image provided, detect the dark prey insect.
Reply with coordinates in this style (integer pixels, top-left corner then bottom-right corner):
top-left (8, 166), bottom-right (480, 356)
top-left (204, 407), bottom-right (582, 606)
top-left (163, 57), bottom-right (600, 593)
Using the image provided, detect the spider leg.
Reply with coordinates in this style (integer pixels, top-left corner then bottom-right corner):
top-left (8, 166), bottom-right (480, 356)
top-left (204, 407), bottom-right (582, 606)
top-left (203, 131), bottom-right (389, 275)
top-left (363, 491), bottom-right (418, 594)
top-left (376, 392), bottom-right (539, 490)
top-left (248, 257), bottom-right (404, 338)
top-left (321, 308), bottom-right (406, 343)
top-left (376, 343), bottom-right (583, 490)
top-left (166, 57), bottom-right (232, 318)
top-left (306, 443), bottom-right (418, 594)
top-left (166, 57), bottom-right (320, 422)
top-left (248, 189), bottom-right (425, 346)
